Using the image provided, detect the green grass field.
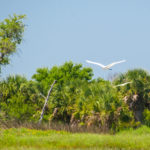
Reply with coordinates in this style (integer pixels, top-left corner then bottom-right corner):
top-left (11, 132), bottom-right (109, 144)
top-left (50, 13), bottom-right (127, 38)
top-left (0, 126), bottom-right (150, 150)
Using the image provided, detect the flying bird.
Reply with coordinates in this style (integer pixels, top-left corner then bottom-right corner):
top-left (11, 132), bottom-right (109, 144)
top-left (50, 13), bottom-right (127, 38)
top-left (114, 82), bottom-right (132, 87)
top-left (86, 60), bottom-right (126, 70)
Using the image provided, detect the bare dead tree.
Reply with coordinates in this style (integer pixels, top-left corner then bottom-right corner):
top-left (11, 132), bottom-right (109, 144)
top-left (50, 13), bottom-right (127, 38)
top-left (38, 80), bottom-right (56, 124)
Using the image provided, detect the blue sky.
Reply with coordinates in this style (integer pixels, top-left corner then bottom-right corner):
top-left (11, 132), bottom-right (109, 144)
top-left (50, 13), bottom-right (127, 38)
top-left (1, 0), bottom-right (150, 80)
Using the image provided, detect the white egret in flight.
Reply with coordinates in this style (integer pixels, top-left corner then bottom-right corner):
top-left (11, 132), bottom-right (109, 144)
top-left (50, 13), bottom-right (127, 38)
top-left (86, 60), bottom-right (126, 70)
top-left (114, 82), bottom-right (132, 87)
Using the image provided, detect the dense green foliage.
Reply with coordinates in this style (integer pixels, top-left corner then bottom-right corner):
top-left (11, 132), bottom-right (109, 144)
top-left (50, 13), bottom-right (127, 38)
top-left (0, 126), bottom-right (150, 150)
top-left (1, 61), bottom-right (150, 131)
top-left (0, 75), bottom-right (43, 122)
top-left (113, 69), bottom-right (150, 124)
top-left (0, 14), bottom-right (25, 71)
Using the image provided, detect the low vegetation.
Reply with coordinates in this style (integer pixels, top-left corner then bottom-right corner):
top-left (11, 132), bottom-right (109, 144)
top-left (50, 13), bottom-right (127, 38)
top-left (0, 126), bottom-right (150, 150)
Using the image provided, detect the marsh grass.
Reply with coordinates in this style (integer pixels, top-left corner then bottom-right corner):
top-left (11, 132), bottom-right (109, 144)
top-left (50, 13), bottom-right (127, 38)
top-left (0, 126), bottom-right (150, 150)
top-left (0, 121), bottom-right (105, 133)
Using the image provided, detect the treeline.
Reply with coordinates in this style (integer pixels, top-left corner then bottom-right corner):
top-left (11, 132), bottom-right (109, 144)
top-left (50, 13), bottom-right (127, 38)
top-left (0, 61), bottom-right (150, 131)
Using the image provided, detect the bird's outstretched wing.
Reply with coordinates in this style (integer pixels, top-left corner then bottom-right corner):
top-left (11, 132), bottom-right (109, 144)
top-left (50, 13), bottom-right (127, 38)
top-left (106, 60), bottom-right (126, 68)
top-left (86, 60), bottom-right (105, 68)
top-left (114, 81), bottom-right (132, 87)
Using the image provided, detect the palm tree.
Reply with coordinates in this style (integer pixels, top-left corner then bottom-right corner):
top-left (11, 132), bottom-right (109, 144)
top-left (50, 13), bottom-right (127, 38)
top-left (0, 75), bottom-right (42, 122)
top-left (113, 69), bottom-right (150, 122)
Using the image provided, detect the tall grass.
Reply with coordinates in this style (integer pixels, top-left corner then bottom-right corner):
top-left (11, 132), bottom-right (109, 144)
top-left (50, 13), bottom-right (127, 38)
top-left (0, 126), bottom-right (150, 150)
top-left (0, 121), bottom-right (105, 133)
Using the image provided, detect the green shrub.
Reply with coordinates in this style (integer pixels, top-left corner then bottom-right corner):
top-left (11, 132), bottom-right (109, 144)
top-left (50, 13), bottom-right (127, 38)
top-left (143, 109), bottom-right (150, 126)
